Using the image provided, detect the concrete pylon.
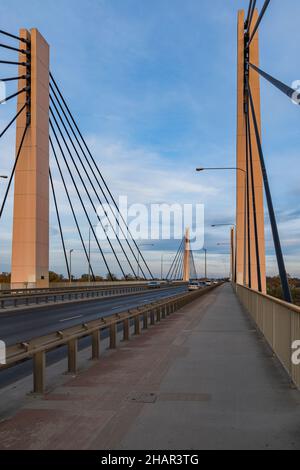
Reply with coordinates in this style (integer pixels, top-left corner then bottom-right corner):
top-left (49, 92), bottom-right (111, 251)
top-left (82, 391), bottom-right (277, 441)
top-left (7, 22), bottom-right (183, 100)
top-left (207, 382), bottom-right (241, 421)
top-left (183, 228), bottom-right (190, 282)
top-left (236, 10), bottom-right (266, 293)
top-left (11, 29), bottom-right (50, 289)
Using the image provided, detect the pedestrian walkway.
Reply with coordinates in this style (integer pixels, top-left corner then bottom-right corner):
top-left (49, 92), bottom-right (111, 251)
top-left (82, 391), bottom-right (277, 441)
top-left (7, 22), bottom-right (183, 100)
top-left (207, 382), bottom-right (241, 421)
top-left (0, 284), bottom-right (299, 450)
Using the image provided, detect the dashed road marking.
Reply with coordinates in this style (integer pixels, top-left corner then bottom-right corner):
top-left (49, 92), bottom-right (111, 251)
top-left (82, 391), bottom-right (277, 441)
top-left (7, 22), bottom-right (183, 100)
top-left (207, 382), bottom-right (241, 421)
top-left (60, 315), bottom-right (83, 323)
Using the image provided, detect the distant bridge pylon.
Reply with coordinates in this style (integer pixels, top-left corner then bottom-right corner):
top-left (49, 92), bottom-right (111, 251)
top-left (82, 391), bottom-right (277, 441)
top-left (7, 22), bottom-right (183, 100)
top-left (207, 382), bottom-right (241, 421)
top-left (166, 228), bottom-right (198, 282)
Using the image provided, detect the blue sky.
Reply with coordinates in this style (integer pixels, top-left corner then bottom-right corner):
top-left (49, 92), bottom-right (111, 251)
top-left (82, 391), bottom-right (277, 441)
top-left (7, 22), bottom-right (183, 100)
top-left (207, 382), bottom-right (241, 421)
top-left (0, 0), bottom-right (299, 278)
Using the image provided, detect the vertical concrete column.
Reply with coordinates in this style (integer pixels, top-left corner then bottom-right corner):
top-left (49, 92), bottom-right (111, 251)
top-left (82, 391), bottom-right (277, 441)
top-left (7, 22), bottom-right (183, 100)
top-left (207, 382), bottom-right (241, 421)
top-left (236, 11), bottom-right (247, 287)
top-left (183, 227), bottom-right (190, 282)
top-left (11, 29), bottom-right (50, 289)
top-left (236, 11), bottom-right (266, 293)
top-left (248, 11), bottom-right (266, 294)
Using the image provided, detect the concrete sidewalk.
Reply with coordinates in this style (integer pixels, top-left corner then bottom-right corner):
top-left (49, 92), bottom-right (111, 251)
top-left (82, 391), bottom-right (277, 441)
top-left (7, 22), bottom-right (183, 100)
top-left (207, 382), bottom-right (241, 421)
top-left (0, 284), bottom-right (299, 450)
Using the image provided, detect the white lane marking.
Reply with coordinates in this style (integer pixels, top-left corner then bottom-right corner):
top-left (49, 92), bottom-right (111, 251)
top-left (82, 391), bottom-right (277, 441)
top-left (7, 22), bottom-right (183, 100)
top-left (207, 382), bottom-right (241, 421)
top-left (59, 315), bottom-right (83, 323)
top-left (111, 306), bottom-right (123, 310)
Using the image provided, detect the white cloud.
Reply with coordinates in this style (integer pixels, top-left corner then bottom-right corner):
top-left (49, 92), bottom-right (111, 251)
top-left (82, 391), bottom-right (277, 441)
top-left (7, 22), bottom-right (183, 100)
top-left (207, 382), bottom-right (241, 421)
top-left (87, 135), bottom-right (219, 204)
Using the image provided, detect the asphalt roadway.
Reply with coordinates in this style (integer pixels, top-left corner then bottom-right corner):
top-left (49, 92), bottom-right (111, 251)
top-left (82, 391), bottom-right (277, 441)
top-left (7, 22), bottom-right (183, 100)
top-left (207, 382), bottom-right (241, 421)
top-left (0, 285), bottom-right (187, 389)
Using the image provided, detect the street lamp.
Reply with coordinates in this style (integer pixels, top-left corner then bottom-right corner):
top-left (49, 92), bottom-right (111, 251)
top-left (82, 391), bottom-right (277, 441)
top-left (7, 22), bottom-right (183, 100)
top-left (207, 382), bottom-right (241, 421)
top-left (197, 166), bottom-right (247, 285)
top-left (0, 176), bottom-right (8, 180)
top-left (203, 248), bottom-right (208, 280)
top-left (216, 243), bottom-right (232, 280)
top-left (196, 167), bottom-right (246, 174)
top-left (69, 249), bottom-right (74, 284)
top-left (87, 224), bottom-right (110, 282)
top-left (212, 224), bottom-right (236, 228)
top-left (137, 243), bottom-right (154, 279)
top-left (161, 252), bottom-right (174, 280)
top-left (88, 225), bottom-right (103, 283)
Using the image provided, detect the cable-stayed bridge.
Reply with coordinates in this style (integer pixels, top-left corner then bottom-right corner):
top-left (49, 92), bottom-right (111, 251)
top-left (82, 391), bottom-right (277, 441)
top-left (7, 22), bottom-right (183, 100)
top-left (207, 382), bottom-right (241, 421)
top-left (0, 1), bottom-right (299, 451)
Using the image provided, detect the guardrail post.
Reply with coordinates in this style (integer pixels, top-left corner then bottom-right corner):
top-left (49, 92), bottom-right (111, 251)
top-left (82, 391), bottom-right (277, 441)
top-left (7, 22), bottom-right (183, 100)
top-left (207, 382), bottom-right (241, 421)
top-left (110, 323), bottom-right (117, 349)
top-left (92, 330), bottom-right (100, 360)
top-left (143, 312), bottom-right (148, 330)
top-left (162, 305), bottom-right (166, 319)
top-left (156, 308), bottom-right (161, 322)
top-left (123, 318), bottom-right (130, 341)
top-left (134, 314), bottom-right (141, 335)
top-left (150, 310), bottom-right (155, 325)
top-left (68, 338), bottom-right (78, 374)
top-left (33, 351), bottom-right (45, 395)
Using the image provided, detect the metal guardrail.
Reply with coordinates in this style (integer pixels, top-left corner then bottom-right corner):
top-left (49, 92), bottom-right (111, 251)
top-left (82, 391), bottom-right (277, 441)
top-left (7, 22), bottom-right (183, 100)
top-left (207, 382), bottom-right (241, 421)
top-left (0, 282), bottom-right (150, 297)
top-left (0, 280), bottom-right (184, 295)
top-left (0, 285), bottom-right (220, 394)
top-left (0, 284), bottom-right (149, 310)
top-left (0, 284), bottom-right (185, 310)
top-left (0, 282), bottom-right (186, 310)
top-left (235, 284), bottom-right (300, 389)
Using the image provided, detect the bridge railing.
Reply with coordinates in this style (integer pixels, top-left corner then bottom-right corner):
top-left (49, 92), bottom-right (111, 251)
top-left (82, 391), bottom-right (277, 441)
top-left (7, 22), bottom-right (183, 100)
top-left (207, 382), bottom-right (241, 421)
top-left (0, 284), bottom-right (220, 394)
top-left (235, 284), bottom-right (300, 389)
top-left (0, 280), bottom-right (185, 293)
top-left (0, 283), bottom-right (185, 310)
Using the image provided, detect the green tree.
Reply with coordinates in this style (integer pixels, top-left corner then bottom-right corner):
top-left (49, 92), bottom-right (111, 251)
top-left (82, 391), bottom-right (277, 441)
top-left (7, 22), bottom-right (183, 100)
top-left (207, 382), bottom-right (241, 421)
top-left (49, 271), bottom-right (64, 282)
top-left (106, 273), bottom-right (118, 281)
top-left (0, 272), bottom-right (11, 283)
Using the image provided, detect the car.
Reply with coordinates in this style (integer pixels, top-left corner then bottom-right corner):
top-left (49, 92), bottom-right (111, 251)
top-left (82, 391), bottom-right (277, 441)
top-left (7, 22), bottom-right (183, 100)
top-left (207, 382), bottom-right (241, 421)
top-left (147, 281), bottom-right (161, 289)
top-left (188, 282), bottom-right (201, 291)
top-left (205, 281), bottom-right (212, 287)
top-left (198, 282), bottom-right (207, 288)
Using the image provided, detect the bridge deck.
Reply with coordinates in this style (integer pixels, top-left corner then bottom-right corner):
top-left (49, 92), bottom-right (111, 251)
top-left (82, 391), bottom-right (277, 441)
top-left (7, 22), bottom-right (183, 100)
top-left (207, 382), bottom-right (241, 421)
top-left (0, 284), bottom-right (299, 450)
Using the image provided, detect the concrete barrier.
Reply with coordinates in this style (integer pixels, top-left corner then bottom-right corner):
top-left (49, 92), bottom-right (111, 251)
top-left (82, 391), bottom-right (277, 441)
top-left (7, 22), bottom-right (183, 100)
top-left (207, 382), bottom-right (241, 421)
top-left (235, 284), bottom-right (300, 389)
